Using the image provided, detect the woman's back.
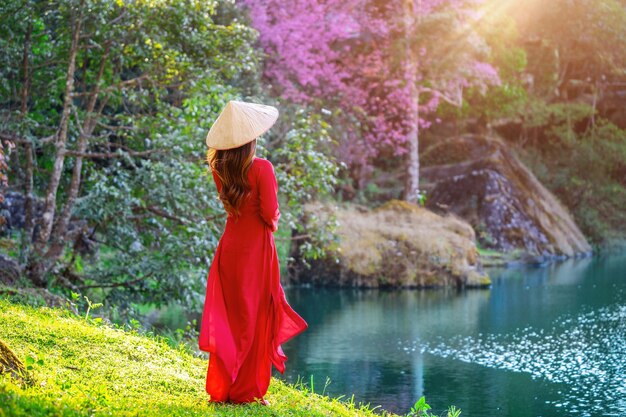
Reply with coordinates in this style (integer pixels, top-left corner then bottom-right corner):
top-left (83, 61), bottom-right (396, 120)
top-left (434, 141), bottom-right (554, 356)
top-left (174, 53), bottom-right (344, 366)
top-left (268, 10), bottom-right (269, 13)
top-left (212, 157), bottom-right (280, 247)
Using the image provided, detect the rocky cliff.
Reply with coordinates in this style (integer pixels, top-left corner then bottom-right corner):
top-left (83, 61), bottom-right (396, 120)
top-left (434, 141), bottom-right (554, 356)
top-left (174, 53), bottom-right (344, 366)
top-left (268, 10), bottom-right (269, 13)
top-left (420, 134), bottom-right (592, 261)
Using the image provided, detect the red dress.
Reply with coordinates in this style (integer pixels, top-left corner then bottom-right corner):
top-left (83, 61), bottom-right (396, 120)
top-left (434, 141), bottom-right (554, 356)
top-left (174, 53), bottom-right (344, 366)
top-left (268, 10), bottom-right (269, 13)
top-left (198, 156), bottom-right (308, 403)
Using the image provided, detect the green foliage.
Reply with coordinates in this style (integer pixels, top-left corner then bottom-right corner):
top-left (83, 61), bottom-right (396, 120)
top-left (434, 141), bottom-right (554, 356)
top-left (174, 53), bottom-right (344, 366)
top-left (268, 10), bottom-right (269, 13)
top-left (407, 396), bottom-right (431, 417)
top-left (436, 10), bottom-right (528, 123)
top-left (24, 354), bottom-right (44, 372)
top-left (0, 299), bottom-right (398, 417)
top-left (82, 295), bottom-right (102, 320)
top-left (0, 0), bottom-right (342, 316)
top-left (523, 99), bottom-right (595, 141)
top-left (525, 0), bottom-right (626, 83)
top-left (519, 112), bottom-right (626, 246)
top-left (447, 406), bottom-right (462, 417)
top-left (269, 106), bottom-right (342, 262)
top-left (59, 2), bottom-right (258, 310)
top-left (422, 0), bottom-right (625, 252)
top-left (416, 190), bottom-right (427, 207)
top-left (0, 0), bottom-right (261, 310)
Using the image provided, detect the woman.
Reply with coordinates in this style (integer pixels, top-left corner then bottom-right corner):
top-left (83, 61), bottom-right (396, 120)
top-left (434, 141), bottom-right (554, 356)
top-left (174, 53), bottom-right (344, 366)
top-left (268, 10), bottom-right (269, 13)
top-left (198, 100), bottom-right (308, 405)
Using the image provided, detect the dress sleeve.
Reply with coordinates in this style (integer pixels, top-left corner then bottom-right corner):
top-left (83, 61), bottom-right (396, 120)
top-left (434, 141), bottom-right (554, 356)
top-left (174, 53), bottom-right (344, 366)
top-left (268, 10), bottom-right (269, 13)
top-left (257, 160), bottom-right (280, 232)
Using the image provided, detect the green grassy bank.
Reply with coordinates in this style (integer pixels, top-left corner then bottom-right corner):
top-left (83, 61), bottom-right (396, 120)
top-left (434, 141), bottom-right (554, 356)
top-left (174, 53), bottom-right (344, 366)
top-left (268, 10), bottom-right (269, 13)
top-left (0, 299), bottom-right (398, 417)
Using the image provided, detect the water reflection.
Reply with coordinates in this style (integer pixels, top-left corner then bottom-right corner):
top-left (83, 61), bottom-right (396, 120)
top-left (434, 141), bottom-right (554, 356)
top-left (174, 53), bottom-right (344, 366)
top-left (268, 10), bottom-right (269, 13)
top-left (278, 252), bottom-right (626, 417)
top-left (412, 303), bottom-right (626, 416)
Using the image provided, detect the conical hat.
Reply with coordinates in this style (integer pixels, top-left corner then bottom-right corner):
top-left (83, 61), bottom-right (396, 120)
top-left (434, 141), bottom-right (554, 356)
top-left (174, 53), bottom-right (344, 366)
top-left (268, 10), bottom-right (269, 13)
top-left (205, 100), bottom-right (279, 150)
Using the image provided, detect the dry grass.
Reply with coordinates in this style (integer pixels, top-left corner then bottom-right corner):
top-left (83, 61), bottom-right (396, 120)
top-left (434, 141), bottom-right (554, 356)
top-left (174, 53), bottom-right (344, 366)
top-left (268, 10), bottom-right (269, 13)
top-left (307, 200), bottom-right (490, 288)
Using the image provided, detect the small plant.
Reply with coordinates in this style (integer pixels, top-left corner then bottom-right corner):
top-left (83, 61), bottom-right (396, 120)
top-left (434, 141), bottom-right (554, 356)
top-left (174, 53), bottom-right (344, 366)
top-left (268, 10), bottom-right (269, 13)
top-left (321, 376), bottom-right (331, 397)
top-left (83, 296), bottom-right (103, 320)
top-left (407, 396), bottom-right (432, 417)
top-left (406, 396), bottom-right (461, 417)
top-left (417, 190), bottom-right (428, 207)
top-left (447, 405), bottom-right (462, 417)
top-left (70, 292), bottom-right (104, 321)
top-left (24, 354), bottom-right (44, 371)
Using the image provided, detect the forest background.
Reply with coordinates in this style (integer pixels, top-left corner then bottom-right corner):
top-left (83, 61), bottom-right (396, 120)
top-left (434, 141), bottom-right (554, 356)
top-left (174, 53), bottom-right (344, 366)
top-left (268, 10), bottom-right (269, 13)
top-left (1, 0), bottom-right (625, 333)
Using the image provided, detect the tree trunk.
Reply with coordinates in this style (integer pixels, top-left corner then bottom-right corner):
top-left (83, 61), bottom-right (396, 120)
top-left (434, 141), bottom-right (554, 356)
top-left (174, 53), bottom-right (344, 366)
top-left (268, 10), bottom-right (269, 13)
top-left (0, 338), bottom-right (31, 385)
top-left (47, 44), bottom-right (110, 261)
top-left (20, 21), bottom-right (31, 116)
top-left (23, 142), bottom-right (34, 243)
top-left (28, 6), bottom-right (83, 287)
top-left (404, 99), bottom-right (420, 204)
top-left (20, 20), bottom-right (35, 248)
top-left (403, 0), bottom-right (420, 204)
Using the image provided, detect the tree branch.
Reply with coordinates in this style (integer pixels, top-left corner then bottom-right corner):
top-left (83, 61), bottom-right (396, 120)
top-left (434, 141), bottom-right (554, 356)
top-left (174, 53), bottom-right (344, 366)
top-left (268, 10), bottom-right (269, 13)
top-left (132, 205), bottom-right (190, 225)
top-left (70, 74), bottom-right (150, 97)
top-left (275, 234), bottom-right (312, 241)
top-left (0, 132), bottom-right (57, 145)
top-left (108, 9), bottom-right (127, 26)
top-left (418, 85), bottom-right (463, 107)
top-left (95, 121), bottom-right (134, 131)
top-left (63, 149), bottom-right (161, 158)
top-left (77, 273), bottom-right (152, 290)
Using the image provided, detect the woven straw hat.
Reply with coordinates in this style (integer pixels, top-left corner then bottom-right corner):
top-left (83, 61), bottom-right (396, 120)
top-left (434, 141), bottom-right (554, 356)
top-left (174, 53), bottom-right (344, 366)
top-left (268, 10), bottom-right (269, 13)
top-left (205, 100), bottom-right (279, 150)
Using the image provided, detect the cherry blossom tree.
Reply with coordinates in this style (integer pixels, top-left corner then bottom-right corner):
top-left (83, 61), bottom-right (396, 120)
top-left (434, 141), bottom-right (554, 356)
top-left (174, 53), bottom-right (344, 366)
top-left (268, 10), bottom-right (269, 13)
top-left (240, 0), bottom-right (501, 202)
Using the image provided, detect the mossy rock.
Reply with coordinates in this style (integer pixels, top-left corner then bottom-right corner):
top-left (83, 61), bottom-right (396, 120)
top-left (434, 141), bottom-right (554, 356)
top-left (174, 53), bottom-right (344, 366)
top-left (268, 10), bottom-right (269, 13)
top-left (290, 201), bottom-right (490, 289)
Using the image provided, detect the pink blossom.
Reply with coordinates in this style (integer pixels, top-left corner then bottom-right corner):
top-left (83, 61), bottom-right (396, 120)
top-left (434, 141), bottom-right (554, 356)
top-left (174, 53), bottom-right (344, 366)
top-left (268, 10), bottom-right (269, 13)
top-left (239, 0), bottom-right (501, 170)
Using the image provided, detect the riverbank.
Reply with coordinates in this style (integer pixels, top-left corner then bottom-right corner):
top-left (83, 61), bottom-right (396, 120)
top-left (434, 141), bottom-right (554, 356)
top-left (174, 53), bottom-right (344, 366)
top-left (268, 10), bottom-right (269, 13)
top-left (0, 299), bottom-right (399, 417)
top-left (477, 245), bottom-right (594, 267)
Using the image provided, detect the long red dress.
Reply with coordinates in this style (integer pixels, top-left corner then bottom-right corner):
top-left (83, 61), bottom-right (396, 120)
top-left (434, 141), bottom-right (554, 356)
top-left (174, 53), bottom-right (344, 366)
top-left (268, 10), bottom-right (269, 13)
top-left (198, 156), bottom-right (308, 403)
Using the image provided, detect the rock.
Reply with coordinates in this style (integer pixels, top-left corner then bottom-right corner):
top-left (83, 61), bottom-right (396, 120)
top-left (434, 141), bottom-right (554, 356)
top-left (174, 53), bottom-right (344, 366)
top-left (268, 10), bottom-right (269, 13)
top-left (0, 191), bottom-right (95, 255)
top-left (420, 134), bottom-right (592, 259)
top-left (289, 200), bottom-right (491, 289)
top-left (0, 253), bottom-right (22, 286)
top-left (0, 192), bottom-right (42, 234)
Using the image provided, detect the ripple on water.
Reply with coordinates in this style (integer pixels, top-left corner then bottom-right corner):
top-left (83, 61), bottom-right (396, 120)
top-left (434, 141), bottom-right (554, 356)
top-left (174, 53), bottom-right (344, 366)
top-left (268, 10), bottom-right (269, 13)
top-left (401, 304), bottom-right (626, 417)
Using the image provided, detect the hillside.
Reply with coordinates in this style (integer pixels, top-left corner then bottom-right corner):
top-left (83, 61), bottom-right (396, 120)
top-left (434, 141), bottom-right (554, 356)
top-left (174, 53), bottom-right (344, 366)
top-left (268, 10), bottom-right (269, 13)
top-left (0, 299), bottom-right (397, 417)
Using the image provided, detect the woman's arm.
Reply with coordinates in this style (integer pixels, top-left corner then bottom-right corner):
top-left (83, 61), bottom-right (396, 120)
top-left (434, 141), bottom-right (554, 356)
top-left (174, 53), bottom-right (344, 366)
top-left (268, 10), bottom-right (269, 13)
top-left (257, 160), bottom-right (280, 232)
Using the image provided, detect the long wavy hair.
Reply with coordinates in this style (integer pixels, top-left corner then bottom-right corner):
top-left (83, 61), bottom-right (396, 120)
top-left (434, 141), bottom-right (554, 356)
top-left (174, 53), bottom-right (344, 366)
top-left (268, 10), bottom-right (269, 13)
top-left (206, 139), bottom-right (256, 217)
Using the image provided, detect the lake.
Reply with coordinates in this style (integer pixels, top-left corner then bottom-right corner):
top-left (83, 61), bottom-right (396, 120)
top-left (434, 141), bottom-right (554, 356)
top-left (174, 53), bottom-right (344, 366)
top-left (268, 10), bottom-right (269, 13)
top-left (276, 252), bottom-right (626, 417)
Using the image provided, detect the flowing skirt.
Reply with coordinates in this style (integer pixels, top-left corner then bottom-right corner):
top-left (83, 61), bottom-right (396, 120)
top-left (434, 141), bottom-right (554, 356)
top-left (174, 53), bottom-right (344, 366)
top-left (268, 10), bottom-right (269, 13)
top-left (198, 226), bottom-right (307, 402)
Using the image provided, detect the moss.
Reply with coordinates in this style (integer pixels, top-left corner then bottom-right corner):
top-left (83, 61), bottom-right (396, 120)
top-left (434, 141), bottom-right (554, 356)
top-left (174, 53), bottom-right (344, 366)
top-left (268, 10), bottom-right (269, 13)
top-left (375, 200), bottom-right (422, 214)
top-left (0, 299), bottom-right (398, 417)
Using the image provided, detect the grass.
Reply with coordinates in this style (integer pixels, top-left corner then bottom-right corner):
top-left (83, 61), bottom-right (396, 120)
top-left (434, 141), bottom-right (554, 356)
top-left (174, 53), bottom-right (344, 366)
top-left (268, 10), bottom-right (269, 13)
top-left (0, 298), bottom-right (398, 417)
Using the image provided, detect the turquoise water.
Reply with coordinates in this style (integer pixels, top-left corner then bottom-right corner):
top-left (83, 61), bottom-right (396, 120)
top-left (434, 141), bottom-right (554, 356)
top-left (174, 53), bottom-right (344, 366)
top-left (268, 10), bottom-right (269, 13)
top-left (277, 252), bottom-right (626, 416)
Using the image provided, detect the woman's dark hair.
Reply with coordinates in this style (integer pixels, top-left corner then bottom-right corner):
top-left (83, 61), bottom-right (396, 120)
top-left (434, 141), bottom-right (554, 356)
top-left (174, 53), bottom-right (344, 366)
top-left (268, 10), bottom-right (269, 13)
top-left (206, 139), bottom-right (256, 217)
